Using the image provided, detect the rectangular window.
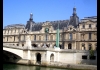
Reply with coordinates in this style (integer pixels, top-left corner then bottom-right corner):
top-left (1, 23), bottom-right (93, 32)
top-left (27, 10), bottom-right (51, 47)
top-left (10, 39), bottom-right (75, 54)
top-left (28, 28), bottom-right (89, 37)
top-left (89, 24), bottom-right (91, 28)
top-left (89, 56), bottom-right (96, 60)
top-left (7, 37), bottom-right (8, 41)
top-left (15, 30), bottom-right (16, 33)
top-left (69, 33), bottom-right (72, 40)
top-left (51, 35), bottom-right (53, 41)
top-left (83, 25), bottom-right (85, 28)
top-left (46, 34), bottom-right (48, 41)
top-left (8, 30), bottom-right (9, 34)
top-left (60, 34), bottom-right (62, 41)
top-left (34, 35), bottom-right (36, 41)
top-left (39, 36), bottom-right (41, 41)
top-left (21, 35), bottom-right (24, 41)
top-left (89, 33), bottom-right (91, 40)
top-left (14, 36), bottom-right (15, 41)
top-left (82, 55), bottom-right (87, 59)
top-left (96, 24), bottom-right (97, 28)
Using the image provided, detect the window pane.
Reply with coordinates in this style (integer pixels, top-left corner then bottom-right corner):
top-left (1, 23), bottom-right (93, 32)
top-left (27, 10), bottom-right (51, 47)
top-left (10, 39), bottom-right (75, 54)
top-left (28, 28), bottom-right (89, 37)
top-left (89, 33), bottom-right (91, 40)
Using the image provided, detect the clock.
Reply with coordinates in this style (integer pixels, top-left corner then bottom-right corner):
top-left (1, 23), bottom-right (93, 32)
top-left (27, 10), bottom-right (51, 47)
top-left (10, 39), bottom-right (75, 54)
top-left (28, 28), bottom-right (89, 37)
top-left (45, 28), bottom-right (49, 33)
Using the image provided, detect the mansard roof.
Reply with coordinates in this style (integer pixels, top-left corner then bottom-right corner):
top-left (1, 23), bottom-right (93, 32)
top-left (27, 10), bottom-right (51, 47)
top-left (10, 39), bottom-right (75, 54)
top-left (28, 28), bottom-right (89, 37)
top-left (4, 24), bottom-right (25, 29)
top-left (31, 20), bottom-right (69, 31)
top-left (80, 16), bottom-right (97, 23)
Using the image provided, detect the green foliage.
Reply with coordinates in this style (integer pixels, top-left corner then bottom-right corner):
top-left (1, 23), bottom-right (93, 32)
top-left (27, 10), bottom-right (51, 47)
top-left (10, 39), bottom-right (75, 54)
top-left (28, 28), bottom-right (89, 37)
top-left (89, 50), bottom-right (94, 56)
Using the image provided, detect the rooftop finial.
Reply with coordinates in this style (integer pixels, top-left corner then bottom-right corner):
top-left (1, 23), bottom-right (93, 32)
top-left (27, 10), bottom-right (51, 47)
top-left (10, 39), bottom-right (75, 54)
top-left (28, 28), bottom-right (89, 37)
top-left (30, 11), bottom-right (33, 21)
top-left (73, 1), bottom-right (76, 16)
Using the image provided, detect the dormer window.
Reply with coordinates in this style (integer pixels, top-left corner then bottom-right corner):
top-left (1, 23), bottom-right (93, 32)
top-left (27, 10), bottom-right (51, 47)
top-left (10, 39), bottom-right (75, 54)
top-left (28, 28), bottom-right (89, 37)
top-left (70, 27), bottom-right (72, 30)
top-left (89, 24), bottom-right (91, 28)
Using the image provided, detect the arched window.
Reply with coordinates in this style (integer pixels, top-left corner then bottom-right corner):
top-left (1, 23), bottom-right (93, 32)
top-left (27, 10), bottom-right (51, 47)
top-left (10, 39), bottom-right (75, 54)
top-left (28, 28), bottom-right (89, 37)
top-left (50, 53), bottom-right (54, 62)
top-left (68, 43), bottom-right (72, 49)
top-left (82, 43), bottom-right (85, 50)
top-left (88, 43), bottom-right (92, 50)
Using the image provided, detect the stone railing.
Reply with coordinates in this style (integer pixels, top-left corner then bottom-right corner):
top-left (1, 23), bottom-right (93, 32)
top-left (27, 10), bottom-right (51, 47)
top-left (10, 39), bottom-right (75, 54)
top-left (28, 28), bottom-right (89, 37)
top-left (3, 44), bottom-right (23, 49)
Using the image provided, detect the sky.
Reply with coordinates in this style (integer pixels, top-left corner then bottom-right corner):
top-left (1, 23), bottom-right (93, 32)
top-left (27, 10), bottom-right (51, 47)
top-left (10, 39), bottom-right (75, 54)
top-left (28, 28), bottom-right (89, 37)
top-left (3, 0), bottom-right (97, 27)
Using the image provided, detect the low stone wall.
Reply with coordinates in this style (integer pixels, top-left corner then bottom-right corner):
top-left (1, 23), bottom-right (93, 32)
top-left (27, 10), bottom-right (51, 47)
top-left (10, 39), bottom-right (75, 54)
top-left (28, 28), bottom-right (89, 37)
top-left (48, 62), bottom-right (97, 70)
top-left (8, 59), bottom-right (97, 70)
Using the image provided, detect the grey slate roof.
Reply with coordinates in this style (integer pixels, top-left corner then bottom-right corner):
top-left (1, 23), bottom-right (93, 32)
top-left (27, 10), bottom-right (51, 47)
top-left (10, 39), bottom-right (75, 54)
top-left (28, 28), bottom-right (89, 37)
top-left (29, 20), bottom-right (69, 31)
top-left (4, 24), bottom-right (25, 29)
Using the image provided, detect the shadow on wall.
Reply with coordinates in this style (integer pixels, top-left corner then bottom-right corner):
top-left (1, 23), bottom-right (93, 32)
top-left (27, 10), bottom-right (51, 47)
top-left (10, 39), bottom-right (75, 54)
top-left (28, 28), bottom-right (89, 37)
top-left (80, 60), bottom-right (97, 65)
top-left (3, 50), bottom-right (22, 63)
top-left (80, 51), bottom-right (97, 65)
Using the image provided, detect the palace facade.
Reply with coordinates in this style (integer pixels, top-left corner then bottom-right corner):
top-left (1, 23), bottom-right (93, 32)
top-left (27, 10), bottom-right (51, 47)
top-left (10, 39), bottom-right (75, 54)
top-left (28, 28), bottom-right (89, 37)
top-left (3, 7), bottom-right (97, 51)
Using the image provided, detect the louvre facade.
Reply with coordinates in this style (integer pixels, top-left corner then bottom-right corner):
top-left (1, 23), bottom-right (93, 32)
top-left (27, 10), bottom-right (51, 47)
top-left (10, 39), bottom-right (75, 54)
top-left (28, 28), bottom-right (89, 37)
top-left (3, 7), bottom-right (97, 50)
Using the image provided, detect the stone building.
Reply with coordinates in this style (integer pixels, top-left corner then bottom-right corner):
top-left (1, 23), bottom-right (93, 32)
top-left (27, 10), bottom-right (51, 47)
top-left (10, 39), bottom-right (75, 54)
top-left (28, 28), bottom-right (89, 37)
top-left (3, 7), bottom-right (97, 51)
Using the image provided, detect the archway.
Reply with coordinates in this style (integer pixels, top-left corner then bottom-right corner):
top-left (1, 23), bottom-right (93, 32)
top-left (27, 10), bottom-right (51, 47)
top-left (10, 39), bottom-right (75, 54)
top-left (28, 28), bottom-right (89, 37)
top-left (36, 53), bottom-right (41, 62)
top-left (50, 53), bottom-right (54, 62)
top-left (68, 43), bottom-right (72, 49)
top-left (31, 44), bottom-right (37, 47)
top-left (3, 50), bottom-right (22, 63)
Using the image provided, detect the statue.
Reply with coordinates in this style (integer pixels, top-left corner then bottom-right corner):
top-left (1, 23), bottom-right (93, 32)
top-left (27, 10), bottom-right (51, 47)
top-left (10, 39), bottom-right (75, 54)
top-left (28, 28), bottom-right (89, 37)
top-left (25, 35), bottom-right (32, 49)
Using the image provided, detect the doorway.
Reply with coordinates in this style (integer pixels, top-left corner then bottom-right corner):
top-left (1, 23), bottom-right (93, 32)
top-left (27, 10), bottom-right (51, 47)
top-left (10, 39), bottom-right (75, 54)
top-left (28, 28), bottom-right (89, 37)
top-left (36, 53), bottom-right (41, 62)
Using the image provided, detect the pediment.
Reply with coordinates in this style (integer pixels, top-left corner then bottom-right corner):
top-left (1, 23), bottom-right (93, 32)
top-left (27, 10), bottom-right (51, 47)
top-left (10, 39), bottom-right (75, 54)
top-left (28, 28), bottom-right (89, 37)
top-left (67, 25), bottom-right (76, 31)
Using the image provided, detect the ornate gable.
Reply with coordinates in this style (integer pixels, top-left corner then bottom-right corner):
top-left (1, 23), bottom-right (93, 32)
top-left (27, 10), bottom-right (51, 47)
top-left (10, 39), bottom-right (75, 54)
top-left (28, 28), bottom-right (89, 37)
top-left (67, 25), bottom-right (76, 31)
top-left (42, 21), bottom-right (52, 27)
